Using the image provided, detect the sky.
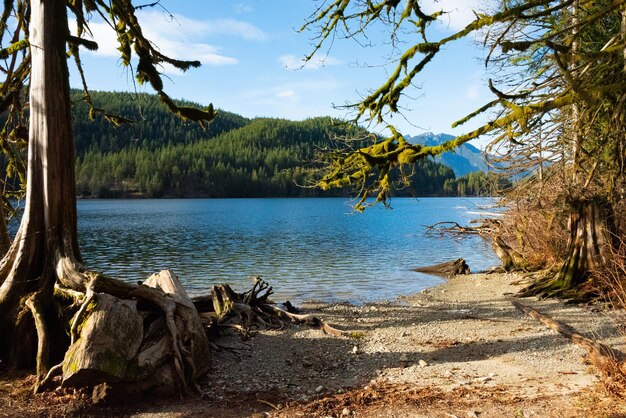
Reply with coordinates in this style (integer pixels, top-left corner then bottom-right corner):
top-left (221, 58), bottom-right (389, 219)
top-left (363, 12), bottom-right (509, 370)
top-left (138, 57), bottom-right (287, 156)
top-left (69, 1), bottom-right (493, 146)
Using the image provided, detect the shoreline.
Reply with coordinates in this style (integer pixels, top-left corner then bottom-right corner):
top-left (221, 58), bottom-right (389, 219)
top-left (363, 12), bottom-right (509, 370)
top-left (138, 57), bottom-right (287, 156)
top-left (202, 271), bottom-right (626, 416)
top-left (2, 271), bottom-right (624, 417)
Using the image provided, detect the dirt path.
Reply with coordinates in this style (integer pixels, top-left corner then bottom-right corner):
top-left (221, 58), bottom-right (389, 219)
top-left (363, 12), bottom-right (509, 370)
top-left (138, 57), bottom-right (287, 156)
top-left (1, 272), bottom-right (625, 417)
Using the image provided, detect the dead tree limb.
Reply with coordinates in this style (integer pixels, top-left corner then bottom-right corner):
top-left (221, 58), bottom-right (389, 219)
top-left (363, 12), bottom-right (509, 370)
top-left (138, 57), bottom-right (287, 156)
top-left (512, 300), bottom-right (626, 389)
top-left (424, 222), bottom-right (480, 237)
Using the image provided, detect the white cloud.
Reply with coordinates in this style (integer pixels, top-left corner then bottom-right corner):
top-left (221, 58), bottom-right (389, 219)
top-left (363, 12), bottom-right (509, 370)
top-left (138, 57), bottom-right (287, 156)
top-left (276, 89), bottom-right (297, 99)
top-left (70, 12), bottom-right (268, 72)
top-left (422, 0), bottom-right (484, 31)
top-left (136, 11), bottom-right (267, 42)
top-left (465, 82), bottom-right (481, 101)
top-left (244, 78), bottom-right (341, 105)
top-left (278, 54), bottom-right (341, 71)
top-left (203, 19), bottom-right (268, 41)
top-left (70, 20), bottom-right (118, 57)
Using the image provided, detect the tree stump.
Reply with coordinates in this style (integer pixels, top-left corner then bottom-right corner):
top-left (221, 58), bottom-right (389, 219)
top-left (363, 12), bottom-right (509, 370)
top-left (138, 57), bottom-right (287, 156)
top-left (62, 294), bottom-right (143, 387)
top-left (60, 270), bottom-right (210, 394)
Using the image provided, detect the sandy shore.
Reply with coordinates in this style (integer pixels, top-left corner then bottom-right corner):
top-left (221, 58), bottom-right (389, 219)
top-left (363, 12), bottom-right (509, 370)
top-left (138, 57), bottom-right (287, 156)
top-left (201, 271), bottom-right (626, 417)
top-left (2, 271), bottom-right (626, 417)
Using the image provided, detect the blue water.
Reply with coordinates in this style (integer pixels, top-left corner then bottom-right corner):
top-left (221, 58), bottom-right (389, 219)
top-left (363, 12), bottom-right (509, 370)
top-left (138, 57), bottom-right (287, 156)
top-left (75, 197), bottom-right (500, 303)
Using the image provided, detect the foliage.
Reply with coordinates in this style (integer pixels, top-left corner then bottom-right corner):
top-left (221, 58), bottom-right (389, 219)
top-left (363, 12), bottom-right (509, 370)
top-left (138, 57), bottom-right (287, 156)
top-left (301, 0), bottom-right (626, 211)
top-left (443, 172), bottom-right (512, 197)
top-left (0, 0), bottom-right (217, 208)
top-left (71, 92), bottom-right (465, 198)
top-left (71, 90), bottom-right (248, 156)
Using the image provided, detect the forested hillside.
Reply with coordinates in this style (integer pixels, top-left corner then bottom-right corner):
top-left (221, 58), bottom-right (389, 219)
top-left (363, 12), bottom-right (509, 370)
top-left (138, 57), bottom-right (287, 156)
top-left (72, 91), bottom-right (490, 198)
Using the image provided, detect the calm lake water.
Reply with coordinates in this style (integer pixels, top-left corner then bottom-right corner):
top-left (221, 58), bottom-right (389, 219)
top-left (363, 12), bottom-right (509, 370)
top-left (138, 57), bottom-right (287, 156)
top-left (75, 197), bottom-right (500, 304)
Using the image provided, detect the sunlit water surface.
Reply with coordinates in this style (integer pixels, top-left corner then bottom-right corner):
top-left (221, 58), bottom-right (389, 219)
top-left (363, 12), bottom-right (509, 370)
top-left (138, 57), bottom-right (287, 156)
top-left (74, 197), bottom-right (500, 304)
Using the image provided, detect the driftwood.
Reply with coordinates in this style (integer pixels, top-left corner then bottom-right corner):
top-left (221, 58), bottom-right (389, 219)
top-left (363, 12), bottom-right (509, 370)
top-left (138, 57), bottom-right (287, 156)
top-left (414, 258), bottom-right (470, 278)
top-left (195, 277), bottom-right (358, 338)
top-left (424, 221), bottom-right (480, 236)
top-left (512, 301), bottom-right (626, 388)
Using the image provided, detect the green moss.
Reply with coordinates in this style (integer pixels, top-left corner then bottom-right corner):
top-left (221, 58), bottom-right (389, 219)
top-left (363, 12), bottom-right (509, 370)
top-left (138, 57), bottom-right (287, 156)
top-left (72, 299), bottom-right (97, 336)
top-left (96, 349), bottom-right (128, 378)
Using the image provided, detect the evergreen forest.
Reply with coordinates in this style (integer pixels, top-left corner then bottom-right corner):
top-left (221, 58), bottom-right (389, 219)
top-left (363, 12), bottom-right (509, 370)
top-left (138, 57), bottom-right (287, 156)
top-left (72, 91), bottom-right (499, 198)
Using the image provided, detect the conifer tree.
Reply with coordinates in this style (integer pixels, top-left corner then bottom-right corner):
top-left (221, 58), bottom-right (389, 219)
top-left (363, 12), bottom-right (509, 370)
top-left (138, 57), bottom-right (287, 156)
top-left (0, 0), bottom-right (214, 392)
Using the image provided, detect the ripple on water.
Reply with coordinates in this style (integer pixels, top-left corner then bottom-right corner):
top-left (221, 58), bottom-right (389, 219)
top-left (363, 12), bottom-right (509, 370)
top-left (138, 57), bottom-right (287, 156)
top-left (74, 197), bottom-right (500, 304)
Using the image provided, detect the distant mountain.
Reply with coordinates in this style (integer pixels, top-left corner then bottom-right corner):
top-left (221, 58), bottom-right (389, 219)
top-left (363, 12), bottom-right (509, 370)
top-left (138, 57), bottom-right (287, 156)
top-left (406, 133), bottom-right (489, 177)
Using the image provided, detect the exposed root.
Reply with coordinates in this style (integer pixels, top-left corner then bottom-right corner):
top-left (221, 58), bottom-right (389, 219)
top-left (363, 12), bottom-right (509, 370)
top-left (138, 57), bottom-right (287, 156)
top-left (15, 271), bottom-right (355, 396)
top-left (196, 277), bottom-right (360, 338)
top-left (517, 273), bottom-right (598, 301)
top-left (512, 301), bottom-right (626, 394)
top-left (37, 363), bottom-right (62, 391)
top-left (24, 293), bottom-right (50, 393)
top-left (69, 288), bottom-right (94, 345)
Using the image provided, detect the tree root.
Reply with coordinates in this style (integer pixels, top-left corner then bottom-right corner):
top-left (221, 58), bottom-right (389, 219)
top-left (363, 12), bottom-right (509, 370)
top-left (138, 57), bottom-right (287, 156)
top-left (512, 301), bottom-right (626, 394)
top-left (24, 293), bottom-right (50, 393)
top-left (517, 272), bottom-right (597, 301)
top-left (35, 273), bottom-right (354, 396)
top-left (197, 277), bottom-right (362, 338)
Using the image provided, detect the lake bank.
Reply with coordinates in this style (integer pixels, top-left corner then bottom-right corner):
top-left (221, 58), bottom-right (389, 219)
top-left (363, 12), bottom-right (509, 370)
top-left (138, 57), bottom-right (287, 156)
top-left (214, 271), bottom-right (626, 417)
top-left (3, 271), bottom-right (624, 417)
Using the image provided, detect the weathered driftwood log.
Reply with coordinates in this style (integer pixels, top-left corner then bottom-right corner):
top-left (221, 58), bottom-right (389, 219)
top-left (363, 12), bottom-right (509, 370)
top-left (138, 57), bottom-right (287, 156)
top-left (413, 258), bottom-right (470, 278)
top-left (59, 270), bottom-right (210, 394)
top-left (194, 277), bottom-right (359, 338)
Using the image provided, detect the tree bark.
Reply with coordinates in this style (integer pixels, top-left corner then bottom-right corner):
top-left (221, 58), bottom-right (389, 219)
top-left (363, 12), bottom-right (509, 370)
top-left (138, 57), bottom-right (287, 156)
top-left (520, 199), bottom-right (613, 298)
top-left (0, 0), bottom-right (85, 376)
top-left (0, 203), bottom-right (11, 256)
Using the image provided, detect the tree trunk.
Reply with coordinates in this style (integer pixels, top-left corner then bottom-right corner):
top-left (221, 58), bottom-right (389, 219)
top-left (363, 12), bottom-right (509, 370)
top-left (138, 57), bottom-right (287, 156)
top-left (520, 199), bottom-right (613, 298)
top-left (0, 0), bottom-right (87, 379)
top-left (0, 203), bottom-right (10, 256)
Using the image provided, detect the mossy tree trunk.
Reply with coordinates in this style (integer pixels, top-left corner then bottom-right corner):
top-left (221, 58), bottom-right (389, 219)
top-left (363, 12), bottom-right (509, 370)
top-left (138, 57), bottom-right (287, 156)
top-left (520, 199), bottom-right (614, 298)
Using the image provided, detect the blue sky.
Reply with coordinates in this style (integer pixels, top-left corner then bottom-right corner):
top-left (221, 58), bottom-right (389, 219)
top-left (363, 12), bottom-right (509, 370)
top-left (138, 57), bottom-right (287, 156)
top-left (70, 1), bottom-right (492, 145)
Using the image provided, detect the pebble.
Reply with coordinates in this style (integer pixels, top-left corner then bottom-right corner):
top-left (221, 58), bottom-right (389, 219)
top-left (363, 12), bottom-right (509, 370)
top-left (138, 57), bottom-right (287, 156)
top-left (342, 407), bottom-right (351, 416)
top-left (352, 346), bottom-right (359, 355)
top-left (399, 353), bottom-right (409, 362)
top-left (315, 385), bottom-right (324, 393)
top-left (419, 359), bottom-right (428, 367)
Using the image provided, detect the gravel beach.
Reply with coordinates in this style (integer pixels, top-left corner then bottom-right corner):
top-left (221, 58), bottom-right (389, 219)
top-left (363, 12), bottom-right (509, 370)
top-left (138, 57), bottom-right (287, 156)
top-left (3, 271), bottom-right (625, 417)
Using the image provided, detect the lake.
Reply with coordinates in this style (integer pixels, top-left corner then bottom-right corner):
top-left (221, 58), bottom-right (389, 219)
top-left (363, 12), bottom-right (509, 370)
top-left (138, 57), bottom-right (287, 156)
top-left (76, 197), bottom-right (500, 304)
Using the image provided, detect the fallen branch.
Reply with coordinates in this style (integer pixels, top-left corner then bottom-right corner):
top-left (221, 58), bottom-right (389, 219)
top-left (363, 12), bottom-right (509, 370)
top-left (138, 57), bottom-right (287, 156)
top-left (423, 221), bottom-right (480, 237)
top-left (512, 300), bottom-right (626, 392)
